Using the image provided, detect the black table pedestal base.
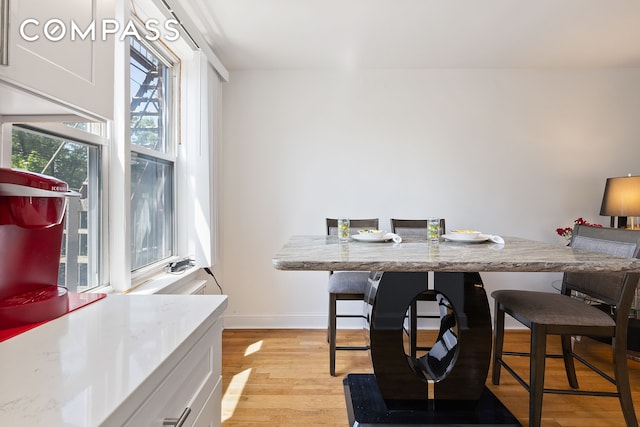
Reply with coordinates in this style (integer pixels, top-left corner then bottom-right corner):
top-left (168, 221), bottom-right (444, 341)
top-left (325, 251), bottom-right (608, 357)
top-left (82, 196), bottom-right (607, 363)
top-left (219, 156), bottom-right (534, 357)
top-left (344, 374), bottom-right (521, 427)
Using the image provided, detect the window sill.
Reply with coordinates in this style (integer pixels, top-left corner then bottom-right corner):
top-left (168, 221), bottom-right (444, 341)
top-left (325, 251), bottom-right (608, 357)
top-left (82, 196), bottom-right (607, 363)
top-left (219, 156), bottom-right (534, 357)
top-left (124, 267), bottom-right (205, 295)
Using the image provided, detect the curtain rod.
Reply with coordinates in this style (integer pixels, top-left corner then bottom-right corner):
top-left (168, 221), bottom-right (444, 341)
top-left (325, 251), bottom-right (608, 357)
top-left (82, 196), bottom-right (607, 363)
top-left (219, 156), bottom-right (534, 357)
top-left (152, 0), bottom-right (230, 82)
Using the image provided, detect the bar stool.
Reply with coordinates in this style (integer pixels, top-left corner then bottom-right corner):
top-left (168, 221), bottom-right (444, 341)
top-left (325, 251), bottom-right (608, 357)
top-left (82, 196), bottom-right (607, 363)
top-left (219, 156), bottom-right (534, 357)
top-left (492, 224), bottom-right (640, 427)
top-left (390, 218), bottom-right (446, 358)
top-left (326, 217), bottom-right (378, 376)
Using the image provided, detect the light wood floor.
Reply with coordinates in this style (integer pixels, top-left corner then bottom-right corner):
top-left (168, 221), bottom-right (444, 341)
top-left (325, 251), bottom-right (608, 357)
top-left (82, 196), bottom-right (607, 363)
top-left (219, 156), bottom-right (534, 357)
top-left (221, 329), bottom-right (640, 426)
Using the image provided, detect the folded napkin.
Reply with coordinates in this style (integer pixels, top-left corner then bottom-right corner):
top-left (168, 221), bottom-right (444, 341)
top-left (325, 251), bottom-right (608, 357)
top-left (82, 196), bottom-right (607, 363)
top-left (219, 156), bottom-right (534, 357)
top-left (384, 232), bottom-right (403, 243)
top-left (487, 235), bottom-right (504, 244)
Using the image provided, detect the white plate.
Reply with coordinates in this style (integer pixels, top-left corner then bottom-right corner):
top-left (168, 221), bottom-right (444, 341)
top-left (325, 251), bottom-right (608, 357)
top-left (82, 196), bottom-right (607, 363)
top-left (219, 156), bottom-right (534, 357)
top-left (442, 233), bottom-right (491, 243)
top-left (352, 233), bottom-right (393, 242)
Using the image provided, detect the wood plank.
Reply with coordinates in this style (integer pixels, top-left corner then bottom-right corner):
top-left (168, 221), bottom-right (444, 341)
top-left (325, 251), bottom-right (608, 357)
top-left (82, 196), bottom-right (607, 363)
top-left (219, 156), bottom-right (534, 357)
top-left (222, 329), bottom-right (640, 426)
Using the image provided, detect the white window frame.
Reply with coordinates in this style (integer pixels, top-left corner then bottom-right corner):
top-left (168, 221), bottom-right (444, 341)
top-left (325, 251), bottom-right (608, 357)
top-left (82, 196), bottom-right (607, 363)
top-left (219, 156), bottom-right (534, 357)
top-left (0, 0), bottom-right (225, 295)
top-left (109, 0), bottom-right (201, 293)
top-left (0, 121), bottom-right (110, 292)
top-left (126, 34), bottom-right (181, 280)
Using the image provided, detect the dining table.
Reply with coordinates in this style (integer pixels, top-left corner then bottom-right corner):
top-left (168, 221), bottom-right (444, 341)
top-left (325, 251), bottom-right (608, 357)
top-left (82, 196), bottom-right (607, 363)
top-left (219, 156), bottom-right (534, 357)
top-left (272, 234), bottom-right (640, 426)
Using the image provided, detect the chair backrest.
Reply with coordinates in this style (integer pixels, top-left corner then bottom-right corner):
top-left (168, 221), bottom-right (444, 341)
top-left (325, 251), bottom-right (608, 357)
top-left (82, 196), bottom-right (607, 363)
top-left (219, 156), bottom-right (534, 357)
top-left (390, 218), bottom-right (447, 238)
top-left (326, 218), bottom-right (379, 236)
top-left (564, 224), bottom-right (640, 321)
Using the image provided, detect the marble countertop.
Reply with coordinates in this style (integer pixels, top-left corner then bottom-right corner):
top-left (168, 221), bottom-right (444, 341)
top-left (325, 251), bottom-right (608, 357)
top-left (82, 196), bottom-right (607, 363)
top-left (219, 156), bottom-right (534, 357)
top-left (272, 235), bottom-right (640, 273)
top-left (0, 294), bottom-right (228, 427)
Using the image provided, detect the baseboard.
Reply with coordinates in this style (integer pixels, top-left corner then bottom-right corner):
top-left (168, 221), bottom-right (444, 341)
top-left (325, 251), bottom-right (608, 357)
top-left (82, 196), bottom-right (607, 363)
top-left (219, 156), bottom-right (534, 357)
top-left (223, 313), bottom-right (366, 329)
top-left (222, 313), bottom-right (527, 330)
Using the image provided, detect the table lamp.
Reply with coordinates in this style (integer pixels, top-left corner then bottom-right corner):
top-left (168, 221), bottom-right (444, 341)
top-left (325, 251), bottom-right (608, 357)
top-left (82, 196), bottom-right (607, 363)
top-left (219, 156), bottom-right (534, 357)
top-left (600, 175), bottom-right (640, 229)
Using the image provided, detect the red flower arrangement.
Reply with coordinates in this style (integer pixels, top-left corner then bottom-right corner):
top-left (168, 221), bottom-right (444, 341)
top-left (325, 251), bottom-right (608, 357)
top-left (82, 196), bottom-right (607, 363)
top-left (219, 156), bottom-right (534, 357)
top-left (556, 217), bottom-right (602, 240)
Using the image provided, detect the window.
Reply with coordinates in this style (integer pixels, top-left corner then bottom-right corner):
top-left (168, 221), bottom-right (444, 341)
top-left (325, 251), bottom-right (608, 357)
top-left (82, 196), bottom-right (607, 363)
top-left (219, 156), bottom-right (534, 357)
top-left (10, 125), bottom-right (103, 293)
top-left (130, 153), bottom-right (174, 269)
top-left (129, 38), bottom-right (177, 271)
top-left (0, 3), bottom-right (223, 294)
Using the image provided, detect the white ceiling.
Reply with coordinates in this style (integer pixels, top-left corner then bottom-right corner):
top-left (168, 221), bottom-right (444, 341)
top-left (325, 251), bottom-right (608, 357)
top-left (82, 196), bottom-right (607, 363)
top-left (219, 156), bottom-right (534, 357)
top-left (184, 0), bottom-right (640, 70)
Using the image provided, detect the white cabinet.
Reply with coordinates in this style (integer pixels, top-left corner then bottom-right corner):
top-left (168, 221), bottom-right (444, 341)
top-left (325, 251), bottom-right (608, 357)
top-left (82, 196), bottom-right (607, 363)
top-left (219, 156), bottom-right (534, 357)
top-left (0, 0), bottom-right (114, 119)
top-left (0, 294), bottom-right (227, 427)
top-left (120, 319), bottom-right (223, 427)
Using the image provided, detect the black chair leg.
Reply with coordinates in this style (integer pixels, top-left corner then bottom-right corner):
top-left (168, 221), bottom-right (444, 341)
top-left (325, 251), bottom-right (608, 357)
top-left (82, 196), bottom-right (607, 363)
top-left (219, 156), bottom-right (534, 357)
top-left (329, 293), bottom-right (337, 376)
top-left (529, 326), bottom-right (547, 427)
top-left (560, 334), bottom-right (578, 389)
top-left (410, 301), bottom-right (418, 358)
top-left (612, 341), bottom-right (639, 427)
top-left (492, 302), bottom-right (505, 385)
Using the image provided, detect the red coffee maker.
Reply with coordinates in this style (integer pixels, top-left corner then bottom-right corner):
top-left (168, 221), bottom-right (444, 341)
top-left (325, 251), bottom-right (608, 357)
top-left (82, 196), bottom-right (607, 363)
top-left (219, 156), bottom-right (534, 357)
top-left (0, 168), bottom-right (79, 329)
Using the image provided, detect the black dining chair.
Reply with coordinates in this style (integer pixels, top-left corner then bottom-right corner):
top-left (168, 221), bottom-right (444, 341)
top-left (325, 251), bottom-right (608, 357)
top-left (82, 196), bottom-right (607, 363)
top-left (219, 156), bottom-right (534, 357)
top-left (326, 217), bottom-right (379, 376)
top-left (390, 219), bottom-right (446, 358)
top-left (391, 218), bottom-right (446, 240)
top-left (491, 224), bottom-right (640, 427)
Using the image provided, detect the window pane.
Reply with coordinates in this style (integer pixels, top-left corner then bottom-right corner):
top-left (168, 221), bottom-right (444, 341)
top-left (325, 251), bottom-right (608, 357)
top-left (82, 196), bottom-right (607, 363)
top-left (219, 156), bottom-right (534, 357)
top-left (131, 153), bottom-right (174, 270)
top-left (130, 39), bottom-right (170, 153)
top-left (61, 234), bottom-right (67, 257)
top-left (63, 122), bottom-right (105, 136)
top-left (79, 211), bottom-right (88, 229)
top-left (11, 128), bottom-right (102, 293)
top-left (79, 233), bottom-right (88, 256)
top-left (78, 264), bottom-right (88, 287)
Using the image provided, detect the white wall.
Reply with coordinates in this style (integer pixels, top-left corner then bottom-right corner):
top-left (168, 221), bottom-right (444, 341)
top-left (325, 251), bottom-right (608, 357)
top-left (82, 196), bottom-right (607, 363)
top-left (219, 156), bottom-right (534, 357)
top-left (219, 68), bottom-right (640, 328)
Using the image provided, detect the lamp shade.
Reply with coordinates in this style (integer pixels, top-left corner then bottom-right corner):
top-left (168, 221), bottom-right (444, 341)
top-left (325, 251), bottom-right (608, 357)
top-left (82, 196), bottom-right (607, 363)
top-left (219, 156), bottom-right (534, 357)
top-left (600, 176), bottom-right (640, 217)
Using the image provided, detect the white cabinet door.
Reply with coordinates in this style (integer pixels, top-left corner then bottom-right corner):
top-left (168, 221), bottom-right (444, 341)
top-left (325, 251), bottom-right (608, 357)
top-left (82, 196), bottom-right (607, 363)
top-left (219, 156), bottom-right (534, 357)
top-left (0, 0), bottom-right (114, 119)
top-left (121, 320), bottom-right (223, 427)
top-left (191, 381), bottom-right (222, 427)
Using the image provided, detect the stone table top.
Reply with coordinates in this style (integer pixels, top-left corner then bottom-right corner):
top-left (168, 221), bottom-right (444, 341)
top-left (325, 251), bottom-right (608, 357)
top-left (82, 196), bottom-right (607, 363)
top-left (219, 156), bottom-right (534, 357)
top-left (272, 235), bottom-right (640, 273)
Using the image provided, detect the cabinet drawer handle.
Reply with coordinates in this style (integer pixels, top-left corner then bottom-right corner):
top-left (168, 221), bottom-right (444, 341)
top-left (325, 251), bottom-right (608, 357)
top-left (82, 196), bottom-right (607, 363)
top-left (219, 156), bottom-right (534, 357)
top-left (0, 0), bottom-right (8, 66)
top-left (163, 407), bottom-right (191, 427)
